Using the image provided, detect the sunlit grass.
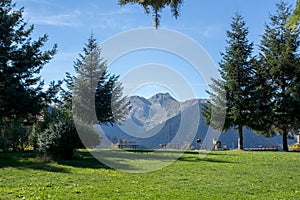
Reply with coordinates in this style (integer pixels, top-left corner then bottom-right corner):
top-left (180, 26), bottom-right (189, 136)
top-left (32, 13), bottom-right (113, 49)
top-left (0, 150), bottom-right (299, 199)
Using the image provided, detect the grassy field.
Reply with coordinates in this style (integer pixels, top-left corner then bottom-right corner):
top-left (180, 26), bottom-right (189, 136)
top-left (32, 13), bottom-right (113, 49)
top-left (0, 150), bottom-right (299, 200)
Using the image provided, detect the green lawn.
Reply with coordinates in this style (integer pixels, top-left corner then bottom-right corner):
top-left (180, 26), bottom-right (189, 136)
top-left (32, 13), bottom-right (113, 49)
top-left (0, 150), bottom-right (299, 199)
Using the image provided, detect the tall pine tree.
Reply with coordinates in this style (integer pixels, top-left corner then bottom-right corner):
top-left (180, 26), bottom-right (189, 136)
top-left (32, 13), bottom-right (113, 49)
top-left (203, 13), bottom-right (255, 150)
top-left (69, 34), bottom-right (130, 125)
top-left (258, 1), bottom-right (300, 151)
top-left (0, 0), bottom-right (59, 135)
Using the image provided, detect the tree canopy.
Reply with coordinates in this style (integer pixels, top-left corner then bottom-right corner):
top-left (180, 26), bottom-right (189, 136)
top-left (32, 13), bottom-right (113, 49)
top-left (0, 0), bottom-right (60, 137)
top-left (118, 0), bottom-right (183, 29)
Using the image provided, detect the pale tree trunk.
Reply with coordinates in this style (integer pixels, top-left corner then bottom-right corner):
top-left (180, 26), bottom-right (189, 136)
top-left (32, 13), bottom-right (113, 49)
top-left (238, 126), bottom-right (244, 150)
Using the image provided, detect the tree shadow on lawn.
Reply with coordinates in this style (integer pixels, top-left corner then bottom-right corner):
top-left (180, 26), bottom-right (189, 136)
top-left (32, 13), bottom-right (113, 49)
top-left (92, 150), bottom-right (182, 160)
top-left (57, 150), bottom-right (141, 171)
top-left (76, 150), bottom-right (182, 171)
top-left (184, 150), bottom-right (239, 157)
top-left (178, 155), bottom-right (236, 163)
top-left (0, 151), bottom-right (70, 173)
top-left (0, 150), bottom-right (237, 173)
top-left (57, 153), bottom-right (112, 170)
top-left (0, 151), bottom-right (143, 172)
top-left (77, 150), bottom-right (239, 171)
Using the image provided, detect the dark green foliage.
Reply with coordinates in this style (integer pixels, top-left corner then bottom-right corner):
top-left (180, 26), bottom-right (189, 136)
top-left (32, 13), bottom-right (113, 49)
top-left (60, 72), bottom-right (74, 110)
top-left (70, 34), bottom-right (130, 125)
top-left (202, 79), bottom-right (227, 131)
top-left (118, 0), bottom-right (183, 28)
top-left (0, 0), bottom-right (60, 140)
top-left (248, 59), bottom-right (275, 137)
top-left (28, 124), bottom-right (39, 150)
top-left (258, 1), bottom-right (300, 151)
top-left (0, 135), bottom-right (9, 151)
top-left (29, 107), bottom-right (56, 150)
top-left (202, 13), bottom-right (255, 150)
top-left (36, 108), bottom-right (100, 159)
top-left (95, 74), bottom-right (130, 125)
top-left (3, 119), bottom-right (28, 151)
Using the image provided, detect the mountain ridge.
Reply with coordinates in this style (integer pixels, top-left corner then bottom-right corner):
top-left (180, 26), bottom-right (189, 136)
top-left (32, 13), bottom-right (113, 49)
top-left (100, 93), bottom-right (295, 149)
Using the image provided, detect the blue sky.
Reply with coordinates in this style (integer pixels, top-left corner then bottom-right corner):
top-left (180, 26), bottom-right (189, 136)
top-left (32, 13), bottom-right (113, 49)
top-left (16, 0), bottom-right (297, 100)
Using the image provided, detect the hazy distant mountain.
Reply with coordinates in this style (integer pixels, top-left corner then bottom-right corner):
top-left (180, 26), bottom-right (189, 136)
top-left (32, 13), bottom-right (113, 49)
top-left (129, 93), bottom-right (180, 130)
top-left (100, 93), bottom-right (296, 149)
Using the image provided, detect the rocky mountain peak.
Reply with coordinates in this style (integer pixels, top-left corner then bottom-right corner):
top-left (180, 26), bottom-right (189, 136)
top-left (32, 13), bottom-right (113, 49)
top-left (127, 93), bottom-right (180, 130)
top-left (149, 93), bottom-right (177, 105)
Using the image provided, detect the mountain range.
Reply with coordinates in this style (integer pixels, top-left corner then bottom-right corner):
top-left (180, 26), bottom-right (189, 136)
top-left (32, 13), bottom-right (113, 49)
top-left (100, 93), bottom-right (296, 150)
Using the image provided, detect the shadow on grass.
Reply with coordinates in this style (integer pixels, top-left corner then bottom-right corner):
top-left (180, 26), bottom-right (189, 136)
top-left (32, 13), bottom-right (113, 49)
top-left (0, 151), bottom-right (117, 172)
top-left (83, 150), bottom-right (182, 171)
top-left (0, 150), bottom-right (238, 173)
top-left (0, 151), bottom-right (70, 173)
top-left (57, 151), bottom-right (112, 170)
top-left (178, 155), bottom-right (236, 163)
top-left (91, 150), bottom-right (181, 160)
top-left (184, 150), bottom-right (237, 157)
top-left (56, 151), bottom-right (143, 171)
top-left (0, 150), bottom-right (155, 172)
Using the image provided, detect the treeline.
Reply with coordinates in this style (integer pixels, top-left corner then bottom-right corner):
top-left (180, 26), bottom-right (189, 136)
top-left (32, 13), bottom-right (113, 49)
top-left (0, 0), bottom-right (129, 159)
top-left (202, 2), bottom-right (300, 151)
top-left (0, 0), bottom-right (299, 159)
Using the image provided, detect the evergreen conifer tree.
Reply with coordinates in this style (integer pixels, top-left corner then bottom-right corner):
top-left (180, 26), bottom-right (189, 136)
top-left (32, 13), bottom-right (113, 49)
top-left (258, 1), bottom-right (300, 151)
top-left (203, 13), bottom-right (255, 150)
top-left (70, 34), bottom-right (130, 125)
top-left (0, 0), bottom-right (59, 136)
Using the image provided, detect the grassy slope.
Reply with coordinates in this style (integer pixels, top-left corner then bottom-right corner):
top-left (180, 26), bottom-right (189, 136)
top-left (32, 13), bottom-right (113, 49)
top-left (0, 150), bottom-right (299, 200)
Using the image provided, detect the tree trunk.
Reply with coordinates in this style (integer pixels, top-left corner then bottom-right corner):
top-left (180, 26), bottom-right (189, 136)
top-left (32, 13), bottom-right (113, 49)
top-left (282, 130), bottom-right (288, 152)
top-left (238, 126), bottom-right (244, 150)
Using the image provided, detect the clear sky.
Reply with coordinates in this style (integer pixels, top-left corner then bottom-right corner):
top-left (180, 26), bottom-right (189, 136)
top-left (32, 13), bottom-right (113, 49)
top-left (16, 0), bottom-right (297, 101)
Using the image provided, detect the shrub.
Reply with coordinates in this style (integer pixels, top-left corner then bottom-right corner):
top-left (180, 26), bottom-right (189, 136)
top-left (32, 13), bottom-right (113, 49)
top-left (0, 135), bottom-right (9, 151)
top-left (28, 124), bottom-right (39, 150)
top-left (36, 108), bottom-right (100, 159)
top-left (4, 120), bottom-right (28, 151)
